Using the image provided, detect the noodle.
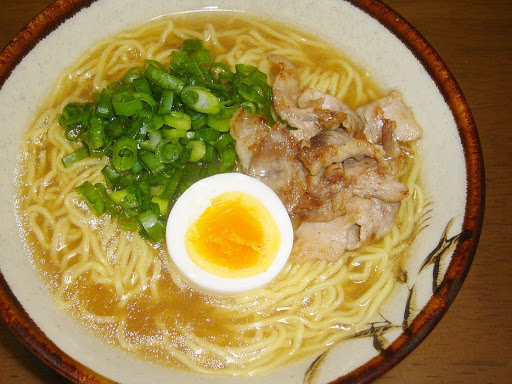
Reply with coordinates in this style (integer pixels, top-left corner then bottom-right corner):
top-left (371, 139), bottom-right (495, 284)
top-left (14, 12), bottom-right (424, 376)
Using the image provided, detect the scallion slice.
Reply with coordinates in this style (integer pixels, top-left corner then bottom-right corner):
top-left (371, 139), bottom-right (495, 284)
top-left (146, 64), bottom-right (185, 92)
top-left (181, 85), bottom-right (222, 115)
top-left (139, 210), bottom-right (165, 241)
top-left (112, 137), bottom-right (138, 171)
top-left (62, 147), bottom-right (89, 168)
top-left (76, 181), bottom-right (106, 216)
top-left (163, 112), bottom-right (192, 130)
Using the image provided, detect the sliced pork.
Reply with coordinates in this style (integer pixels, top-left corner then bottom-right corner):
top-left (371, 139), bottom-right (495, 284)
top-left (247, 123), bottom-right (308, 213)
top-left (230, 108), bottom-right (270, 172)
top-left (298, 130), bottom-right (383, 176)
top-left (357, 90), bottom-right (422, 146)
top-left (269, 55), bottom-right (365, 140)
top-left (297, 89), bottom-right (364, 135)
top-left (351, 170), bottom-right (409, 203)
top-left (291, 197), bottom-right (399, 261)
top-left (230, 56), bottom-right (422, 261)
top-left (268, 55), bottom-right (320, 140)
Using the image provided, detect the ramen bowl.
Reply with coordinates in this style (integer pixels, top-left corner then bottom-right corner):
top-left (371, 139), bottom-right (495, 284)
top-left (0, 0), bottom-right (483, 383)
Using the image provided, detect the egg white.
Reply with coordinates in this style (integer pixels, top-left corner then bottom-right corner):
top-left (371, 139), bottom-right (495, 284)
top-left (166, 173), bottom-right (294, 296)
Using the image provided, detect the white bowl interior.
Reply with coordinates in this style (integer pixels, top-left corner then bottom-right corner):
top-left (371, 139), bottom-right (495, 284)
top-left (0, 0), bottom-right (467, 383)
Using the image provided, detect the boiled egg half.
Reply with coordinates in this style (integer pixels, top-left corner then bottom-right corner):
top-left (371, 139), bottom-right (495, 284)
top-left (166, 173), bottom-right (293, 295)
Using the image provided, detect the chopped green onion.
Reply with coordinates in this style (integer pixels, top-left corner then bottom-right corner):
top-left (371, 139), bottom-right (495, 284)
top-left (131, 161), bottom-right (144, 174)
top-left (146, 64), bottom-right (185, 92)
top-left (163, 128), bottom-right (188, 139)
top-left (112, 92), bottom-right (144, 116)
top-left (64, 125), bottom-right (85, 142)
top-left (109, 189), bottom-right (128, 205)
top-left (76, 181), bottom-right (106, 216)
top-left (179, 167), bottom-right (203, 193)
top-left (106, 117), bottom-right (129, 139)
top-left (119, 173), bottom-right (136, 188)
top-left (62, 147), bottom-right (89, 168)
top-left (139, 209), bottom-right (165, 242)
top-left (187, 141), bottom-right (206, 162)
top-left (150, 114), bottom-right (164, 131)
top-left (220, 145), bottom-right (237, 172)
top-left (134, 92), bottom-right (157, 110)
top-left (163, 111), bottom-right (192, 130)
top-left (235, 63), bottom-right (257, 76)
top-left (101, 165), bottom-right (121, 187)
top-left (112, 137), bottom-right (138, 171)
top-left (169, 51), bottom-right (189, 75)
top-left (181, 85), bottom-right (222, 115)
top-left (207, 114), bottom-right (232, 132)
top-left (58, 103), bottom-right (93, 127)
top-left (176, 146), bottom-right (192, 165)
top-left (200, 143), bottom-right (216, 164)
top-left (118, 216), bottom-right (140, 231)
top-left (156, 139), bottom-right (183, 164)
top-left (158, 90), bottom-right (174, 115)
top-left (123, 67), bottom-right (144, 83)
top-left (160, 168), bottom-right (183, 200)
top-left (191, 113), bottom-right (208, 130)
top-left (182, 39), bottom-right (203, 52)
top-left (197, 127), bottom-right (221, 142)
top-left (84, 117), bottom-right (106, 151)
top-left (214, 133), bottom-right (235, 152)
top-left (95, 89), bottom-right (114, 118)
top-left (190, 49), bottom-right (212, 64)
top-left (139, 131), bottom-right (162, 152)
top-left (151, 196), bottom-right (169, 215)
top-left (133, 76), bottom-right (152, 95)
top-left (139, 150), bottom-right (167, 174)
top-left (94, 183), bottom-right (120, 216)
top-left (56, 39), bottom-right (276, 242)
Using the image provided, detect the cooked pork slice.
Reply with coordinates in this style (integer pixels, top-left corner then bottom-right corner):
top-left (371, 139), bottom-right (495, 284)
top-left (294, 166), bottom-right (351, 222)
top-left (297, 88), bottom-right (345, 111)
top-left (291, 216), bottom-right (353, 261)
top-left (342, 157), bottom-right (378, 176)
top-left (269, 55), bottom-right (369, 140)
top-left (297, 187), bottom-right (354, 222)
top-left (299, 130), bottom-right (382, 175)
top-left (351, 170), bottom-right (408, 203)
top-left (357, 90), bottom-right (422, 146)
top-left (291, 197), bottom-right (399, 260)
top-left (230, 108), bottom-right (270, 172)
top-left (341, 156), bottom-right (408, 203)
top-left (298, 89), bottom-right (365, 134)
top-left (248, 123), bottom-right (308, 213)
top-left (344, 197), bottom-right (400, 250)
top-left (268, 55), bottom-right (320, 140)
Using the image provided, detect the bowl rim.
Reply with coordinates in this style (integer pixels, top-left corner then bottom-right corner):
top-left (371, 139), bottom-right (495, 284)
top-left (0, 0), bottom-right (485, 383)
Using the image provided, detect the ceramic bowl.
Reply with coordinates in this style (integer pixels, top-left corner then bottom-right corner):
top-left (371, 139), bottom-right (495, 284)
top-left (0, 0), bottom-right (484, 383)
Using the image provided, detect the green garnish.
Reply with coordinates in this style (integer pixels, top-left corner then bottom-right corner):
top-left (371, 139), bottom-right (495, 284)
top-left (57, 39), bottom-right (274, 242)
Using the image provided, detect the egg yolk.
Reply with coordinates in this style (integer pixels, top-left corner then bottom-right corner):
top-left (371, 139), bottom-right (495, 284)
top-left (185, 192), bottom-right (280, 278)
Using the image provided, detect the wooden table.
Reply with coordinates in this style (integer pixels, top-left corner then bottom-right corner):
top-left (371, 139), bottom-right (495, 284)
top-left (0, 1), bottom-right (510, 383)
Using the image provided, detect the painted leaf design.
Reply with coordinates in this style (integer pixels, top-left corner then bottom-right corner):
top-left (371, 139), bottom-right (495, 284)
top-left (372, 333), bottom-right (391, 353)
top-left (303, 348), bottom-right (330, 384)
top-left (419, 218), bottom-right (471, 294)
top-left (351, 322), bottom-right (397, 340)
top-left (402, 284), bottom-right (417, 330)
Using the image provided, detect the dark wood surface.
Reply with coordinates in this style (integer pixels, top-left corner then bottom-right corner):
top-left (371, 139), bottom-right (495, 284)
top-left (0, 1), bottom-right (510, 383)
